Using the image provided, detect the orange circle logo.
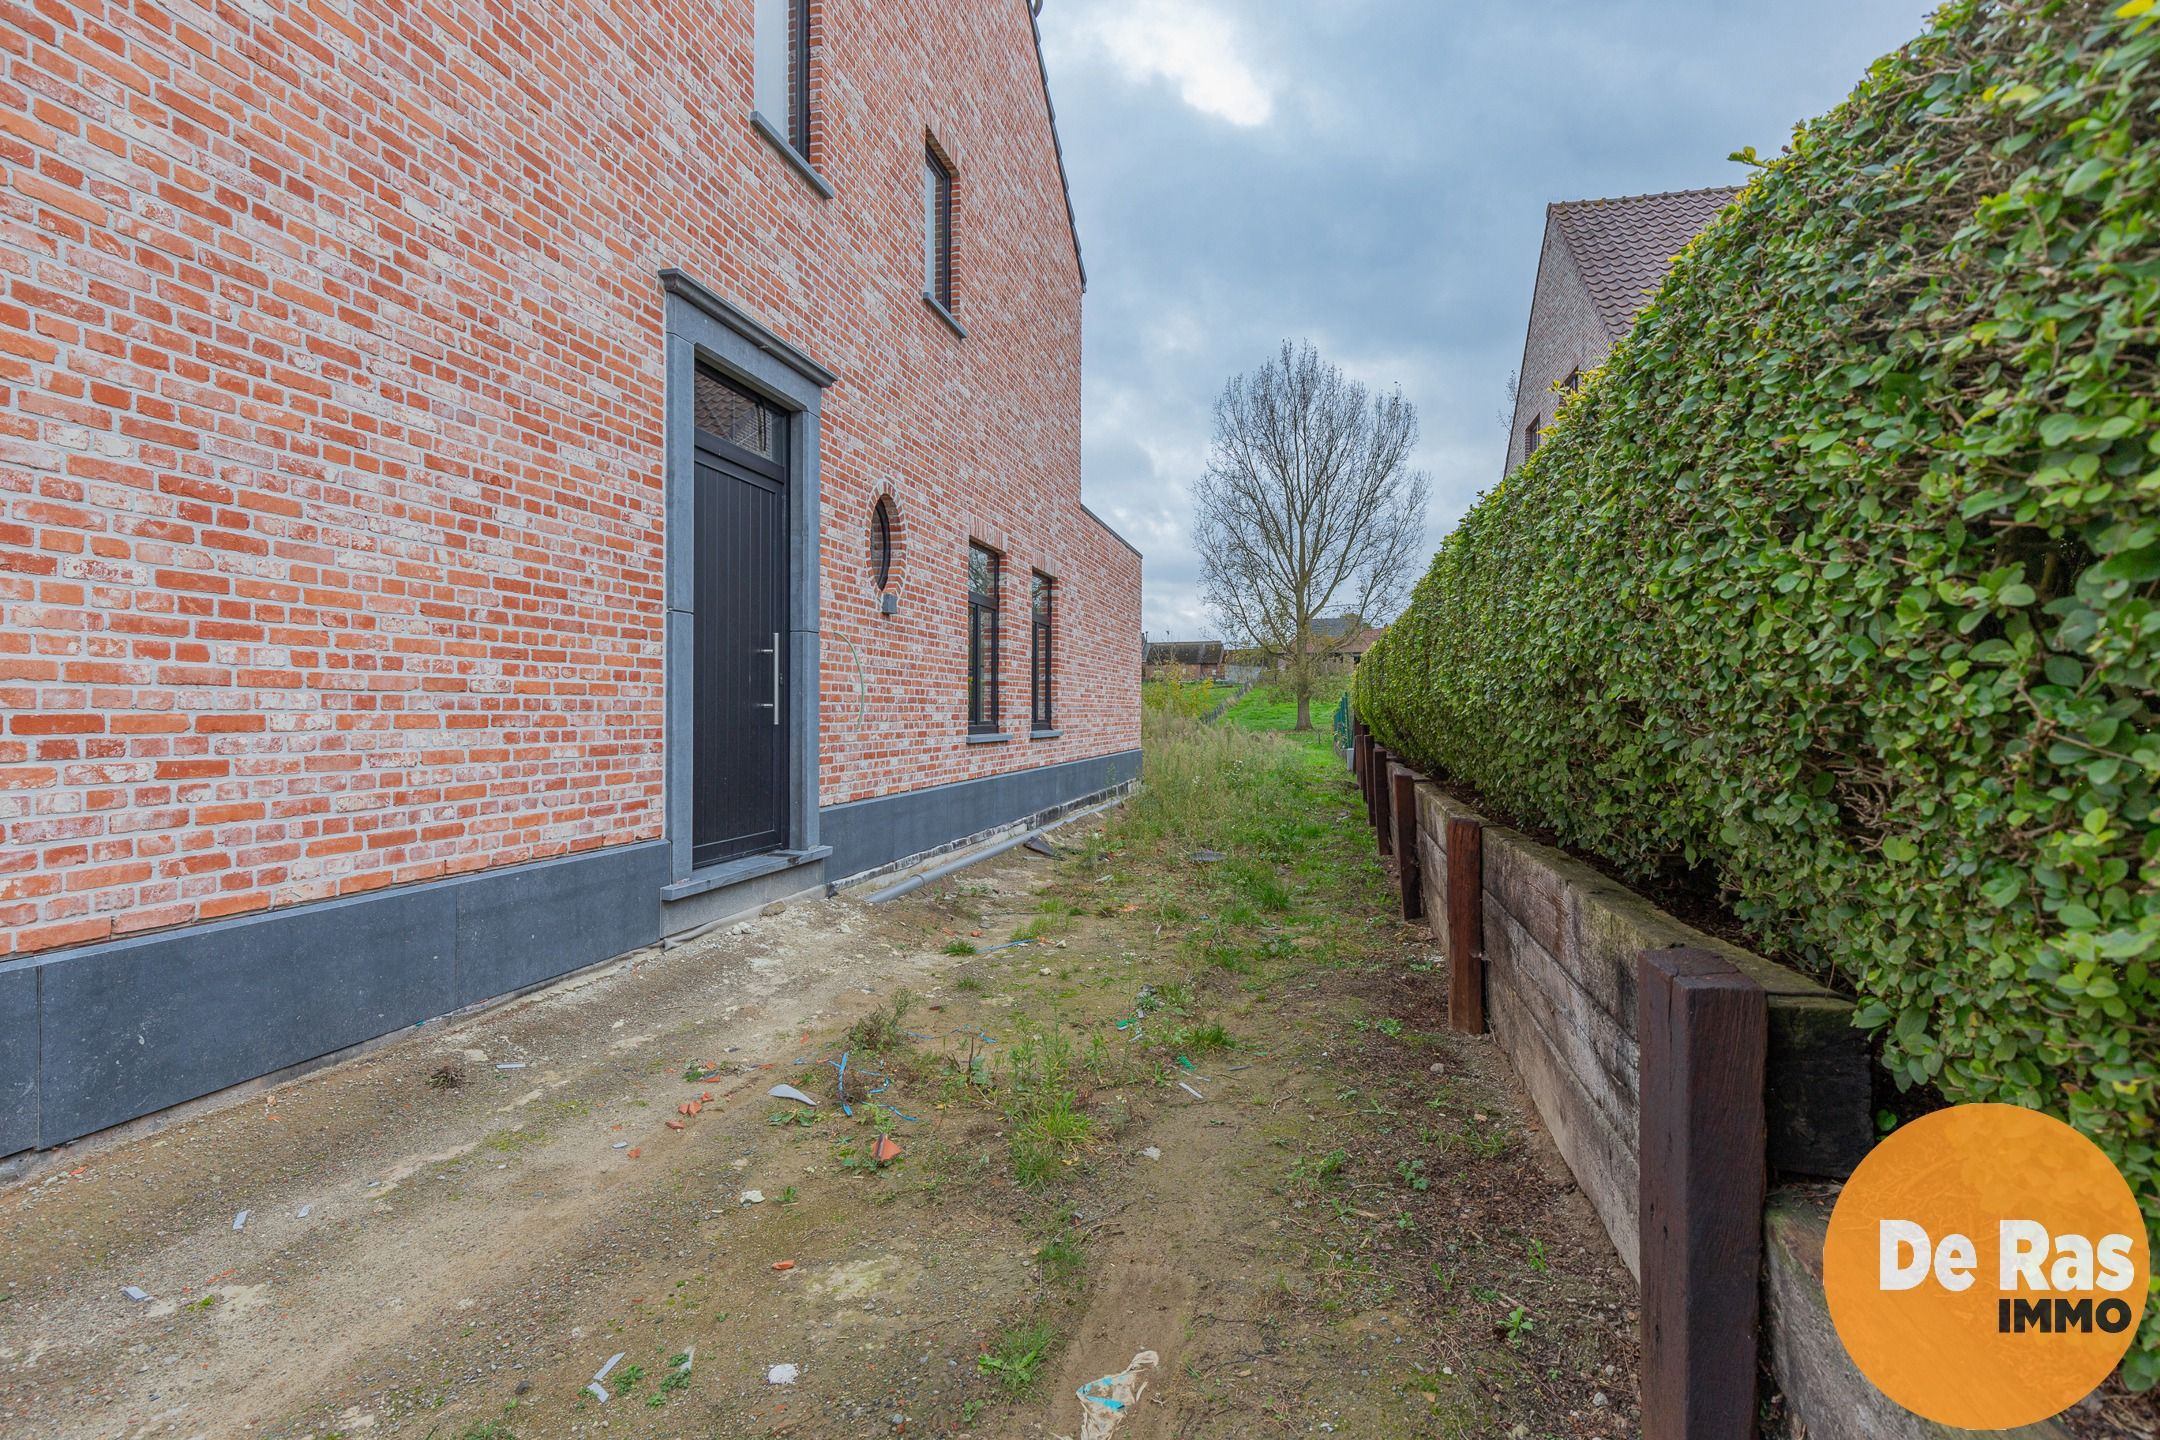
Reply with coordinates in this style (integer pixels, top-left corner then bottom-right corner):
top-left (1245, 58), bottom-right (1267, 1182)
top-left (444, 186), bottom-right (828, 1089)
top-left (1823, 1104), bottom-right (2148, 1428)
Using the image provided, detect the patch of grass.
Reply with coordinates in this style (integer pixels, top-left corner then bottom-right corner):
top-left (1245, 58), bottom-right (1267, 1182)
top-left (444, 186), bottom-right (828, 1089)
top-left (951, 972), bottom-right (986, 990)
top-left (943, 940), bottom-right (978, 957)
top-left (1038, 1227), bottom-right (1086, 1286)
top-left (977, 1319), bottom-right (1058, 1394)
top-left (609, 1362), bottom-right (645, 1397)
top-left (1165, 1022), bottom-right (1236, 1054)
top-left (481, 1125), bottom-right (549, 1155)
top-left (845, 989), bottom-right (916, 1054)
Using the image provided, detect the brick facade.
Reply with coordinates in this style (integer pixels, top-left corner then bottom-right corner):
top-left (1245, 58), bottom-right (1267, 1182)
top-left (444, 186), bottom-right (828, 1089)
top-left (1504, 216), bottom-right (1609, 475)
top-left (0, 0), bottom-right (1141, 961)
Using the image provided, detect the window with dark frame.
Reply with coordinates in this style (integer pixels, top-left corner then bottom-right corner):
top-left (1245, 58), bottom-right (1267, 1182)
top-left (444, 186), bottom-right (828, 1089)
top-left (754, 0), bottom-right (811, 154)
top-left (1524, 415), bottom-right (1541, 459)
top-left (1030, 573), bottom-right (1053, 731)
top-left (967, 544), bottom-right (999, 733)
top-left (870, 497), bottom-right (894, 591)
top-left (923, 145), bottom-right (954, 312)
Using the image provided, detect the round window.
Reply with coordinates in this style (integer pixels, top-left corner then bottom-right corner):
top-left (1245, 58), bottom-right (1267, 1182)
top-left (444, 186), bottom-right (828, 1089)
top-left (870, 497), bottom-right (895, 590)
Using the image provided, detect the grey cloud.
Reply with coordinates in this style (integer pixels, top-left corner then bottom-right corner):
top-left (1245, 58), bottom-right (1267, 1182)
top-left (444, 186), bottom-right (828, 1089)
top-left (1040, 0), bottom-right (1937, 635)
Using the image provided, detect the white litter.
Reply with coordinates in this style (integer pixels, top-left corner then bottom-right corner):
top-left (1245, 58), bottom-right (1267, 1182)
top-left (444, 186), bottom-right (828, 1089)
top-left (232, 1210), bottom-right (248, 1231)
top-left (122, 1285), bottom-right (149, 1302)
top-left (585, 1381), bottom-right (609, 1403)
top-left (1072, 1349), bottom-right (1159, 1439)
top-left (767, 1363), bottom-right (800, 1385)
top-left (612, 1141), bottom-right (629, 1149)
top-left (679, 1346), bottom-right (695, 1373)
top-left (594, 1352), bottom-right (625, 1382)
top-left (495, 1062), bottom-right (527, 1070)
top-left (767, 1084), bottom-right (817, 1106)
top-left (741, 1189), bottom-right (765, 1205)
top-left (295, 1205), bottom-right (311, 1219)
top-left (1177, 1081), bottom-right (1205, 1101)
top-left (1140, 1147), bottom-right (1161, 1161)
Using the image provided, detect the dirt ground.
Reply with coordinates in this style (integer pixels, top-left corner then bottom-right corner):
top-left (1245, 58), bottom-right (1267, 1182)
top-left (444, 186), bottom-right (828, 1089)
top-left (0, 741), bottom-right (1640, 1439)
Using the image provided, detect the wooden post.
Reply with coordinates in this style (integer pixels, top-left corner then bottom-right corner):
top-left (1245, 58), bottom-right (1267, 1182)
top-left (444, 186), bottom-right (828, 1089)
top-left (1391, 767), bottom-right (1421, 921)
top-left (1373, 747), bottom-right (1393, 856)
top-left (1638, 947), bottom-right (1767, 1440)
top-left (1444, 816), bottom-right (1483, 1033)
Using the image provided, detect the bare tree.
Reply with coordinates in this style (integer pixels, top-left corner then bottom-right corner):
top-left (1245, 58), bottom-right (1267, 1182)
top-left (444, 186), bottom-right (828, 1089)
top-left (1192, 340), bottom-right (1429, 731)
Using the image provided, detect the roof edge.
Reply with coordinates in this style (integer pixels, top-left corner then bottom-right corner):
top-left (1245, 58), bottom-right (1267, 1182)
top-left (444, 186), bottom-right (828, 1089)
top-left (1027, 0), bottom-right (1087, 291)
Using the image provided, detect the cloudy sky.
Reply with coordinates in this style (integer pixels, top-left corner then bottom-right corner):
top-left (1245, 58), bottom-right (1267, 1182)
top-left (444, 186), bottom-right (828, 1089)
top-left (1036, 0), bottom-right (1938, 638)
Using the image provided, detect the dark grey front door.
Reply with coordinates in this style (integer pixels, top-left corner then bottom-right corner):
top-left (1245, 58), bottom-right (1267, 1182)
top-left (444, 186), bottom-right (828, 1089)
top-left (691, 368), bottom-right (789, 868)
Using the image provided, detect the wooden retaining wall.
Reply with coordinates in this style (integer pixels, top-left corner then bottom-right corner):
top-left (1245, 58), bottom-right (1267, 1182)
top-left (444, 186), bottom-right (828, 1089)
top-left (1347, 740), bottom-right (2074, 1439)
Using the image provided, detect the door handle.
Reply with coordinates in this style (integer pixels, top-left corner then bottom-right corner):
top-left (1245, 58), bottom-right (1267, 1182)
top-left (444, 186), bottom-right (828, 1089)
top-left (756, 632), bottom-right (781, 725)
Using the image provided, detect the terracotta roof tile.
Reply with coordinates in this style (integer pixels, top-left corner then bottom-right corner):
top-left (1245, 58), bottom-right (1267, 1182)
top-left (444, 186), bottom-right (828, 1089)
top-left (1550, 186), bottom-right (1740, 339)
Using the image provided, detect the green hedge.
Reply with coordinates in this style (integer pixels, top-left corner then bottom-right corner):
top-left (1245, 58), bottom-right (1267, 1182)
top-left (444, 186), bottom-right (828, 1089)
top-left (1356, 0), bottom-right (2159, 1383)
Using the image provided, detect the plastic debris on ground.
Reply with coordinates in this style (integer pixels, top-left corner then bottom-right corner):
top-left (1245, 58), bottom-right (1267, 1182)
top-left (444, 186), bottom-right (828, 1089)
top-left (1177, 1081), bottom-right (1206, 1101)
top-left (771, 1259), bottom-right (796, 1271)
top-left (741, 1190), bottom-right (765, 1205)
top-left (1114, 986), bottom-right (1163, 1038)
top-left (295, 1205), bottom-right (311, 1219)
top-left (1023, 835), bottom-right (1062, 858)
top-left (122, 1286), bottom-right (149, 1302)
top-left (1190, 849), bottom-right (1227, 863)
top-left (1072, 1350), bottom-right (1159, 1439)
top-left (232, 1210), bottom-right (248, 1231)
top-left (1140, 1147), bottom-right (1161, 1162)
top-left (767, 1363), bottom-right (800, 1384)
top-left (871, 1134), bottom-right (902, 1164)
top-left (494, 1062), bottom-right (526, 1070)
top-left (768, 1083), bottom-right (818, 1106)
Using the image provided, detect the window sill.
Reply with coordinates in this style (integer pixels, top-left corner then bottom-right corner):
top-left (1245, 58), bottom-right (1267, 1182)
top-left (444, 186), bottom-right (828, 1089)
top-left (966, 731), bottom-right (1009, 745)
top-left (922, 292), bottom-right (967, 339)
top-left (750, 111), bottom-right (835, 199)
top-left (1029, 727), bottom-right (1062, 741)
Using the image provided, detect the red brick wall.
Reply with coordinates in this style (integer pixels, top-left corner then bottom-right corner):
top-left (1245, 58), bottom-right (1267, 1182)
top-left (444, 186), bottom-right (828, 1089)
top-left (0, 0), bottom-right (1140, 956)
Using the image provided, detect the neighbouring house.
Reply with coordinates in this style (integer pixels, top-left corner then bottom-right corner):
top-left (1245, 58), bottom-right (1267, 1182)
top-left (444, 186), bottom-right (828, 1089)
top-left (0, 0), bottom-right (1141, 1158)
top-left (1142, 640), bottom-right (1227, 682)
top-left (1257, 616), bottom-right (1384, 673)
top-left (1505, 186), bottom-right (1739, 474)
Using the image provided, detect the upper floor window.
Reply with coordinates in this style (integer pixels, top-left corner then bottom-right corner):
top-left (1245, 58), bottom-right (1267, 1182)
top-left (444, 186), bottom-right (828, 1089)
top-left (1523, 415), bottom-right (1541, 459)
top-left (1030, 573), bottom-right (1054, 731)
top-left (754, 0), bottom-right (810, 153)
top-left (923, 144), bottom-right (955, 313)
top-left (967, 544), bottom-right (999, 733)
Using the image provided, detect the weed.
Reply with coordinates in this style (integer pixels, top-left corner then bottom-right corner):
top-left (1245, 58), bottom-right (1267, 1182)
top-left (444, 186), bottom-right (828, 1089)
top-left (777, 1186), bottom-right (799, 1205)
top-left (1376, 1016), bottom-right (1404, 1038)
top-left (1502, 1307), bottom-right (1535, 1345)
top-left (1038, 1228), bottom-right (1086, 1286)
top-left (961, 1398), bottom-right (986, 1423)
top-left (188, 1293), bottom-right (219, 1311)
top-left (952, 974), bottom-right (986, 991)
top-left (845, 990), bottom-right (917, 1054)
top-left (1395, 1158), bottom-right (1430, 1192)
top-left (610, 1363), bottom-right (644, 1397)
top-left (427, 1062), bottom-right (465, 1091)
top-left (1289, 1149), bottom-right (1347, 1186)
top-left (1526, 1238), bottom-right (1548, 1274)
top-left (1165, 1021), bottom-right (1236, 1054)
top-left (978, 1320), bottom-right (1058, 1394)
top-left (943, 940), bottom-right (978, 957)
